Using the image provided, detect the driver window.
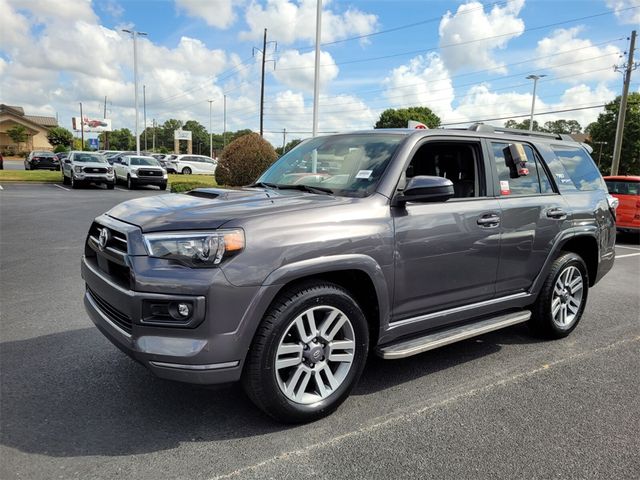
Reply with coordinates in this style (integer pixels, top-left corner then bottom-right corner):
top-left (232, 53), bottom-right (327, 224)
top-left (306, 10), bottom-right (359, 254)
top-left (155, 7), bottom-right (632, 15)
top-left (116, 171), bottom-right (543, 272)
top-left (405, 141), bottom-right (484, 198)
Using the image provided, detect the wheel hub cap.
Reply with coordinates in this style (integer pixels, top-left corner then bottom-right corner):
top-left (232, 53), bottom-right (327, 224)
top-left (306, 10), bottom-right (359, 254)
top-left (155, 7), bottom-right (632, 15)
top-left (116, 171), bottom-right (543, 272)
top-left (551, 265), bottom-right (584, 328)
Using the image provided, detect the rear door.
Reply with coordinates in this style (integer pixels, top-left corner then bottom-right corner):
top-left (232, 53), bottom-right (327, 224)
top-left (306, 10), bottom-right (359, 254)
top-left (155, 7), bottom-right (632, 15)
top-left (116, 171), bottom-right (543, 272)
top-left (488, 140), bottom-right (570, 295)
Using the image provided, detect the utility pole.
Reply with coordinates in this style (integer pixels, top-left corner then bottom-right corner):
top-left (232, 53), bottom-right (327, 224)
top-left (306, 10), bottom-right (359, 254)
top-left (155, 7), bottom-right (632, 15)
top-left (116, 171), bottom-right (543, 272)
top-left (253, 29), bottom-right (277, 137)
top-left (143, 84), bottom-right (147, 151)
top-left (611, 30), bottom-right (637, 176)
top-left (594, 141), bottom-right (608, 167)
top-left (122, 29), bottom-right (148, 155)
top-left (282, 128), bottom-right (287, 154)
top-left (152, 118), bottom-right (156, 151)
top-left (208, 99), bottom-right (214, 158)
top-left (103, 95), bottom-right (109, 150)
top-left (312, 0), bottom-right (322, 137)
top-left (79, 102), bottom-right (84, 150)
top-left (526, 74), bottom-right (546, 131)
top-left (223, 94), bottom-right (227, 148)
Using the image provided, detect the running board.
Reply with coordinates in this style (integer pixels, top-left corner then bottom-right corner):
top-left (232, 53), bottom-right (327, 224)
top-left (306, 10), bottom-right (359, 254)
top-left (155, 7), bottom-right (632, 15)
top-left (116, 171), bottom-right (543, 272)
top-left (377, 310), bottom-right (531, 360)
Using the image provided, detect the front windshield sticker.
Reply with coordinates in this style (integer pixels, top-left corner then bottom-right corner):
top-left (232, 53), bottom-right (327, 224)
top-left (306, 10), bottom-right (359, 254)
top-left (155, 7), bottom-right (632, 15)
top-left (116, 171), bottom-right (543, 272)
top-left (356, 170), bottom-right (373, 179)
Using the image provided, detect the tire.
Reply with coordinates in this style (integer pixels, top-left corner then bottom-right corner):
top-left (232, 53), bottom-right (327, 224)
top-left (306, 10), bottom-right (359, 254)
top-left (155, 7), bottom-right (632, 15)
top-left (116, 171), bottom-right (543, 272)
top-left (107, 182), bottom-right (115, 190)
top-left (159, 182), bottom-right (167, 191)
top-left (70, 175), bottom-right (81, 189)
top-left (242, 281), bottom-right (369, 423)
top-left (62, 172), bottom-right (70, 185)
top-left (127, 176), bottom-right (136, 190)
top-left (529, 252), bottom-right (589, 339)
top-left (182, 167), bottom-right (192, 175)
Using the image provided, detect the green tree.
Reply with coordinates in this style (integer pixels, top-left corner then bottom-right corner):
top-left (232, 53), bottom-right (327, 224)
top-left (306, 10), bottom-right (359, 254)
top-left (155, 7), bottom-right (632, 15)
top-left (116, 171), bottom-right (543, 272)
top-left (215, 132), bottom-right (277, 186)
top-left (99, 128), bottom-right (134, 150)
top-left (374, 107), bottom-right (440, 129)
top-left (7, 124), bottom-right (28, 151)
top-left (504, 119), bottom-right (543, 131)
top-left (543, 119), bottom-right (582, 134)
top-left (183, 120), bottom-right (210, 155)
top-left (47, 127), bottom-right (74, 147)
top-left (587, 92), bottom-right (640, 175)
top-left (276, 139), bottom-right (303, 156)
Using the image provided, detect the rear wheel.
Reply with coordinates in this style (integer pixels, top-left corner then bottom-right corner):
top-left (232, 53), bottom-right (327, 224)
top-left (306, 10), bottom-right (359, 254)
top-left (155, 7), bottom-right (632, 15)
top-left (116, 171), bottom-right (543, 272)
top-left (182, 167), bottom-right (192, 175)
top-left (242, 282), bottom-right (369, 423)
top-left (529, 252), bottom-right (588, 339)
top-left (159, 182), bottom-right (167, 191)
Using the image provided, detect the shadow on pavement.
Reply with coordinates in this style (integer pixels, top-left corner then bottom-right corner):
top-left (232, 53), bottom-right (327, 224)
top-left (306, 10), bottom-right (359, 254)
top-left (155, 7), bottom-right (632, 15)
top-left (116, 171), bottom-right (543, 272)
top-left (1, 323), bottom-right (539, 458)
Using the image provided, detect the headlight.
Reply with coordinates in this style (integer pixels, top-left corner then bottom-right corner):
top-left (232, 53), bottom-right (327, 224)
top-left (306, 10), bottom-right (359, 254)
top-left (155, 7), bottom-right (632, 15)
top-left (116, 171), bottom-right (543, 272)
top-left (74, 165), bottom-right (82, 173)
top-left (143, 229), bottom-right (245, 267)
top-left (107, 167), bottom-right (113, 174)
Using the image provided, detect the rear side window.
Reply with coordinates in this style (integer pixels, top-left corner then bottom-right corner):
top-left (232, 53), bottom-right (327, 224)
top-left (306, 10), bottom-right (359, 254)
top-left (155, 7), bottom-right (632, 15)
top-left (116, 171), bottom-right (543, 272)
top-left (551, 145), bottom-right (605, 191)
top-left (605, 180), bottom-right (639, 195)
top-left (491, 142), bottom-right (554, 196)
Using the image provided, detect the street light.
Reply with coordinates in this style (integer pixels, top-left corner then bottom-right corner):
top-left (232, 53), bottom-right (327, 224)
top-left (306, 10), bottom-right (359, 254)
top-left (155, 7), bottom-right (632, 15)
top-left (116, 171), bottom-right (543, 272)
top-left (526, 74), bottom-right (546, 131)
top-left (122, 29), bottom-right (148, 155)
top-left (207, 99), bottom-right (214, 159)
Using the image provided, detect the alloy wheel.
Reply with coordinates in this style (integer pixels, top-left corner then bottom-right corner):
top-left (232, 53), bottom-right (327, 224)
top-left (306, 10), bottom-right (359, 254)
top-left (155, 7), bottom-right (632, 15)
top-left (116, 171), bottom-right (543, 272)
top-left (551, 265), bottom-right (584, 328)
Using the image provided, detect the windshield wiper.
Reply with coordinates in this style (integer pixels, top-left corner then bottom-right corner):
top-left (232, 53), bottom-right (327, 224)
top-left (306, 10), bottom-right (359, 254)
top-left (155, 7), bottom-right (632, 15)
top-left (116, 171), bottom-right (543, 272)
top-left (275, 184), bottom-right (333, 195)
top-left (246, 182), bottom-right (280, 190)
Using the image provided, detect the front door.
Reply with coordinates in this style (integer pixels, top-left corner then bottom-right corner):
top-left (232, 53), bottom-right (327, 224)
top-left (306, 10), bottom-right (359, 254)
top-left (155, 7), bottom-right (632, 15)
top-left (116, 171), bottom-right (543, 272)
top-left (392, 139), bottom-right (500, 324)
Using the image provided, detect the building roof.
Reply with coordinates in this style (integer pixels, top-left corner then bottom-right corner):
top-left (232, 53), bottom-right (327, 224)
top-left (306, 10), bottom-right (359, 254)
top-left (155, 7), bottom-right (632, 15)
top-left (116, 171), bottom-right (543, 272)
top-left (0, 104), bottom-right (57, 128)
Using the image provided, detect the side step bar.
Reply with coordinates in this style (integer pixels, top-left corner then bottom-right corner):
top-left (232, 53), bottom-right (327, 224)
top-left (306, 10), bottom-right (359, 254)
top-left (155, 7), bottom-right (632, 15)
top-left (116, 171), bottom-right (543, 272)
top-left (376, 310), bottom-right (531, 360)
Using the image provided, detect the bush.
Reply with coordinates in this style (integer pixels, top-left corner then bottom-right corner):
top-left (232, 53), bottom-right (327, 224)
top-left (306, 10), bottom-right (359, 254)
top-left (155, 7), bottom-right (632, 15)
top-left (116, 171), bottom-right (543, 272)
top-left (215, 132), bottom-right (277, 187)
top-left (53, 145), bottom-right (68, 153)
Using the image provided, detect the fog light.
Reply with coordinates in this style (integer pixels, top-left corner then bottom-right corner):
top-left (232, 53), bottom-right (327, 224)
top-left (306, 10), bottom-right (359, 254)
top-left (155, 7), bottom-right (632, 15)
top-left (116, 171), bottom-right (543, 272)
top-left (177, 303), bottom-right (191, 318)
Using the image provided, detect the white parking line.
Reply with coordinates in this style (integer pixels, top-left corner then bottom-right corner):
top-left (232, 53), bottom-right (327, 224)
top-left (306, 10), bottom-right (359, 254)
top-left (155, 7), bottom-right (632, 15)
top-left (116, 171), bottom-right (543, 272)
top-left (53, 184), bottom-right (70, 191)
top-left (0, 185), bottom-right (3, 190)
top-left (616, 253), bottom-right (640, 259)
top-left (616, 245), bottom-right (640, 251)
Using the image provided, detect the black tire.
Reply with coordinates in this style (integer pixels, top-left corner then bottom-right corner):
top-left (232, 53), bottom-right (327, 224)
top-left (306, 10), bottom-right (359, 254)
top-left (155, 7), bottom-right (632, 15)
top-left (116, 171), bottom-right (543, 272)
top-left (242, 281), bottom-right (369, 423)
top-left (70, 175), bottom-right (81, 189)
top-left (107, 182), bottom-right (115, 190)
top-left (127, 176), bottom-right (136, 190)
top-left (529, 252), bottom-right (589, 339)
top-left (62, 172), bottom-right (70, 185)
top-left (182, 167), bottom-right (192, 175)
top-left (24, 163), bottom-right (30, 170)
top-left (159, 182), bottom-right (167, 191)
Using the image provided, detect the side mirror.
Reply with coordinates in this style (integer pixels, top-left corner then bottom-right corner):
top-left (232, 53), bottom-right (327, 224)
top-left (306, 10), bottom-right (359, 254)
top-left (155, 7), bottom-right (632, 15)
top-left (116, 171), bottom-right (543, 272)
top-left (394, 175), bottom-right (454, 205)
top-left (64, 159), bottom-right (71, 164)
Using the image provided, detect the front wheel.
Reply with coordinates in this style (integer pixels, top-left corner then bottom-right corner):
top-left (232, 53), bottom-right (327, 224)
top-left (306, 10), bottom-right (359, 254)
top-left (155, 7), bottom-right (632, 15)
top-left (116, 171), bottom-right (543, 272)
top-left (127, 176), bottom-right (136, 190)
top-left (529, 252), bottom-right (589, 339)
top-left (182, 167), bottom-right (192, 175)
top-left (159, 182), bottom-right (167, 191)
top-left (242, 282), bottom-right (369, 423)
top-left (107, 182), bottom-right (115, 190)
top-left (70, 175), bottom-right (81, 189)
top-left (62, 171), bottom-right (70, 185)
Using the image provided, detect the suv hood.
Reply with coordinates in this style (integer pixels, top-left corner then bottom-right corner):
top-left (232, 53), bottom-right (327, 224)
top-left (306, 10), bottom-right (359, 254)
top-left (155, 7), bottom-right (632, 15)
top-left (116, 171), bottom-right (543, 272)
top-left (77, 162), bottom-right (109, 168)
top-left (107, 187), bottom-right (346, 232)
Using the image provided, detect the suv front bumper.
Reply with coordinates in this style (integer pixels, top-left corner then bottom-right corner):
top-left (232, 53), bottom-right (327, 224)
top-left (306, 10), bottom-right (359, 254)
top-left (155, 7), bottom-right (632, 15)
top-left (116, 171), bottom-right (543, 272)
top-left (81, 255), bottom-right (245, 385)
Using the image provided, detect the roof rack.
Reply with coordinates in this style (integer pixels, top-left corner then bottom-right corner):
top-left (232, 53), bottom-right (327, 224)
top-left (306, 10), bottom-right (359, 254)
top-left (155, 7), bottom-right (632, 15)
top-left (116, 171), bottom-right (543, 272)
top-left (466, 123), bottom-right (564, 140)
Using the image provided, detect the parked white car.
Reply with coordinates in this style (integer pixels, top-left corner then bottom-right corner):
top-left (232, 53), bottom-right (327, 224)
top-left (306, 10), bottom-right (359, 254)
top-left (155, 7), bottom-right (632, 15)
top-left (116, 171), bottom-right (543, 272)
top-left (61, 151), bottom-right (115, 189)
top-left (113, 155), bottom-right (168, 190)
top-left (170, 154), bottom-right (217, 175)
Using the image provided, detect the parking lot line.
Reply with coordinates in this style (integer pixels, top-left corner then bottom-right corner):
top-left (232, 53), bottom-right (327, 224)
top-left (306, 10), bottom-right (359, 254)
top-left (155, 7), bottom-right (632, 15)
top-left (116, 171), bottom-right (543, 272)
top-left (615, 252), bottom-right (640, 259)
top-left (53, 184), bottom-right (70, 191)
top-left (0, 185), bottom-right (3, 190)
top-left (616, 245), bottom-right (640, 251)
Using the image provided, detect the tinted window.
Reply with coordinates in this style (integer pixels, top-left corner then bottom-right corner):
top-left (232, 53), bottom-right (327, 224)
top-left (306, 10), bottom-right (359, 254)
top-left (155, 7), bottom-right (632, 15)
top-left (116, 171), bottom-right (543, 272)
top-left (551, 145), bottom-right (605, 191)
top-left (492, 142), bottom-right (553, 196)
top-left (605, 180), bottom-right (639, 195)
top-left (74, 153), bottom-right (107, 163)
top-left (258, 133), bottom-right (405, 197)
top-left (129, 156), bottom-right (159, 166)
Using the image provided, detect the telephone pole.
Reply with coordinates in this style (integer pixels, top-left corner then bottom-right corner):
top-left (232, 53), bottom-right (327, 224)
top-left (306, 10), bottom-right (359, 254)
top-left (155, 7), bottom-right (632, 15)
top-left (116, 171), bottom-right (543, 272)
top-left (143, 84), bottom-right (147, 151)
top-left (103, 95), bottom-right (109, 149)
top-left (223, 94), bottom-right (227, 148)
top-left (152, 118), bottom-right (156, 151)
top-left (79, 102), bottom-right (84, 150)
top-left (254, 28), bottom-right (277, 137)
top-left (611, 30), bottom-right (637, 176)
top-left (208, 99), bottom-right (214, 158)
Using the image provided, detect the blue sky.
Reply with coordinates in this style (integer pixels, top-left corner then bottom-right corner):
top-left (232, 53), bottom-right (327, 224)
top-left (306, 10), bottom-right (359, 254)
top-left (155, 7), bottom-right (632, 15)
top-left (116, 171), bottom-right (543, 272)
top-left (1, 0), bottom-right (638, 145)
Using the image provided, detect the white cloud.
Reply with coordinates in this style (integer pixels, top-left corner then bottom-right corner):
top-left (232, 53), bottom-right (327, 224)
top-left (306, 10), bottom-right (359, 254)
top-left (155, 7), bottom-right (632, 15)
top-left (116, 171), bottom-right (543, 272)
top-left (272, 49), bottom-right (338, 92)
top-left (7, 0), bottom-right (97, 24)
top-left (0, 0), bottom-right (31, 50)
top-left (175, 0), bottom-right (237, 29)
top-left (605, 0), bottom-right (640, 24)
top-left (382, 53), bottom-right (455, 120)
top-left (240, 0), bottom-right (378, 45)
top-left (535, 28), bottom-right (621, 83)
top-left (438, 0), bottom-right (525, 73)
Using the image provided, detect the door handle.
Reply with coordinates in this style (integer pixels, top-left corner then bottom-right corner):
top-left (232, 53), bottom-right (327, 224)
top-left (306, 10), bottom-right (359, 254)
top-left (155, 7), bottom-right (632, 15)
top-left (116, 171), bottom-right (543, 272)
top-left (546, 208), bottom-right (567, 220)
top-left (477, 214), bottom-right (500, 228)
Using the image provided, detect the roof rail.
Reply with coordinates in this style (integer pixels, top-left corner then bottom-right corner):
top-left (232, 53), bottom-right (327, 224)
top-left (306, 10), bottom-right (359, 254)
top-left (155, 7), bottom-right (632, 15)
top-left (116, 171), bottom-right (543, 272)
top-left (466, 123), bottom-right (563, 140)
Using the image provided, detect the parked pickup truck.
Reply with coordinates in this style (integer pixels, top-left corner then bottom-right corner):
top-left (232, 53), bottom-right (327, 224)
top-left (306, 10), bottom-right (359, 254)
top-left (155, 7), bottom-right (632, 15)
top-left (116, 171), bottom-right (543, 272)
top-left (82, 125), bottom-right (617, 422)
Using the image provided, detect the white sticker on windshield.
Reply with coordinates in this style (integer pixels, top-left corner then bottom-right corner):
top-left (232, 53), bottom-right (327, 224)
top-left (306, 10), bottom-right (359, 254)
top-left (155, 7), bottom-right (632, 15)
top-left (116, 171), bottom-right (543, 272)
top-left (356, 170), bottom-right (373, 179)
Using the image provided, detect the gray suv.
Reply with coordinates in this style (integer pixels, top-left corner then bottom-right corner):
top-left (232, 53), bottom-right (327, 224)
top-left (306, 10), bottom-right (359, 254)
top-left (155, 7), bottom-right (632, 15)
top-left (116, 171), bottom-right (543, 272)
top-left (82, 125), bottom-right (617, 422)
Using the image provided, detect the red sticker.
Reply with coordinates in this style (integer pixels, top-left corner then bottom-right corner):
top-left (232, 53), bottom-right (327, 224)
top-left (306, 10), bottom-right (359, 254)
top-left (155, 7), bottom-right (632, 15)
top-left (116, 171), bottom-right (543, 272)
top-left (500, 180), bottom-right (511, 195)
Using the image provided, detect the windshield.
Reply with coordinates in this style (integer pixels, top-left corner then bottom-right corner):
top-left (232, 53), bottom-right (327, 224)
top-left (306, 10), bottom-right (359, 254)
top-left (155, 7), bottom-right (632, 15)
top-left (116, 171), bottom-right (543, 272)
top-left (130, 156), bottom-right (160, 166)
top-left (74, 153), bottom-right (107, 163)
top-left (256, 133), bottom-right (405, 197)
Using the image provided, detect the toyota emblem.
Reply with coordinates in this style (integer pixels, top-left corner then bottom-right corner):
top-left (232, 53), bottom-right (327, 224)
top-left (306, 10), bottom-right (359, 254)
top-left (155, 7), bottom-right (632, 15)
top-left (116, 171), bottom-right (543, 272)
top-left (98, 228), bottom-right (110, 250)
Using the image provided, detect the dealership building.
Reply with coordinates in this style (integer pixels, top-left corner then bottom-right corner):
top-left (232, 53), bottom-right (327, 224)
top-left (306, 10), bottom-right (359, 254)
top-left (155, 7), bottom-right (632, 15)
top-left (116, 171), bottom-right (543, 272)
top-left (0, 104), bottom-right (59, 154)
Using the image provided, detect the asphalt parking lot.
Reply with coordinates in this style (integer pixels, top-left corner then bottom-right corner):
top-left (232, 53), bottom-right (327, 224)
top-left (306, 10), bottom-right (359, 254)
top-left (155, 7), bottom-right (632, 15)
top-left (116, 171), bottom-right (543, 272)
top-left (1, 183), bottom-right (639, 480)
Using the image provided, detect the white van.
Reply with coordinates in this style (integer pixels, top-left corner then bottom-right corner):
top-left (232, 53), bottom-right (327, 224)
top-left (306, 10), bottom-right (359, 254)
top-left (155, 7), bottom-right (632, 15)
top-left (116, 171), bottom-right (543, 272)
top-left (170, 154), bottom-right (217, 175)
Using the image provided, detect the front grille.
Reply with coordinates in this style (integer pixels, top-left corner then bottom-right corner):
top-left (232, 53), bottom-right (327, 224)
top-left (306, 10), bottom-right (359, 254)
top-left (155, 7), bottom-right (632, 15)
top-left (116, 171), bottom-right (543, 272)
top-left (88, 223), bottom-right (128, 255)
top-left (87, 287), bottom-right (132, 334)
top-left (138, 169), bottom-right (162, 177)
top-left (86, 222), bottom-right (131, 288)
top-left (83, 167), bottom-right (107, 174)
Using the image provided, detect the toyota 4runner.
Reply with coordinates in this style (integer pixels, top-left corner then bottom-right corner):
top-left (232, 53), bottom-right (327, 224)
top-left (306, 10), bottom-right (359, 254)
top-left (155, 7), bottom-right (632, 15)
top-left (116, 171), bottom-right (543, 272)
top-left (82, 125), bottom-right (617, 422)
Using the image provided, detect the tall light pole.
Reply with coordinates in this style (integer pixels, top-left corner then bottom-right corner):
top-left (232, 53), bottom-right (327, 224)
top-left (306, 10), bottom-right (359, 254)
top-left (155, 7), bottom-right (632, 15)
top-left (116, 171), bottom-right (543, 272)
top-left (122, 29), bottom-right (147, 155)
top-left (312, 0), bottom-right (322, 137)
top-left (223, 94), bottom-right (227, 148)
top-left (526, 74), bottom-right (546, 131)
top-left (594, 141), bottom-right (608, 167)
top-left (207, 99), bottom-right (214, 159)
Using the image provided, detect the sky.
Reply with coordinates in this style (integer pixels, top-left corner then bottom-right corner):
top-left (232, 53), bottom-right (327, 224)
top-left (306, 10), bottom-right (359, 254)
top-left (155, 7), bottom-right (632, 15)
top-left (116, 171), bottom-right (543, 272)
top-left (1, 0), bottom-right (639, 147)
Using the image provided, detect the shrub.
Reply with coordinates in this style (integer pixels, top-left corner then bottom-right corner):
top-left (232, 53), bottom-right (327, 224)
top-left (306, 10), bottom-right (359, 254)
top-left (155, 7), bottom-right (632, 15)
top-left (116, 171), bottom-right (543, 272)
top-left (53, 145), bottom-right (68, 153)
top-left (215, 132), bottom-right (277, 187)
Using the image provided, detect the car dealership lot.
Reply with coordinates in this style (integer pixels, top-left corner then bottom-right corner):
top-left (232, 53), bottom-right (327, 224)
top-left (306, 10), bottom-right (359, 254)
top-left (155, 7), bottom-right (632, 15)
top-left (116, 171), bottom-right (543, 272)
top-left (1, 183), bottom-right (639, 480)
